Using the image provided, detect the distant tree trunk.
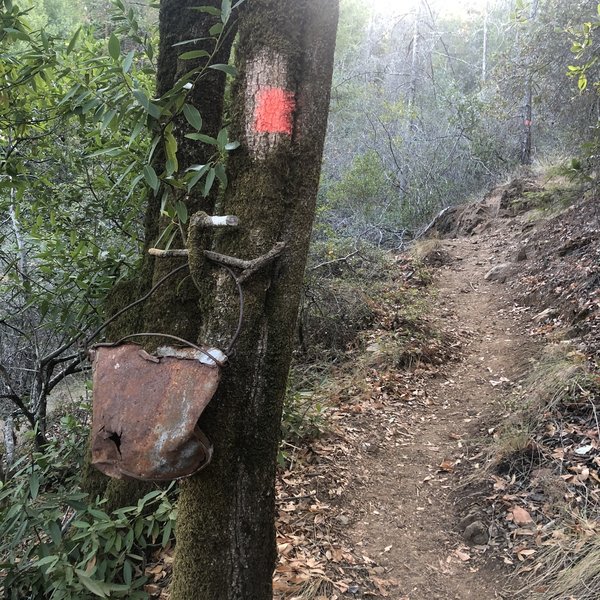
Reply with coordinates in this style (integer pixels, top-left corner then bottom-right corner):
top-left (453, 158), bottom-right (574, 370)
top-left (482, 0), bottom-right (488, 85)
top-left (408, 4), bottom-right (419, 116)
top-left (520, 0), bottom-right (539, 165)
top-left (521, 79), bottom-right (533, 165)
top-left (169, 1), bottom-right (339, 598)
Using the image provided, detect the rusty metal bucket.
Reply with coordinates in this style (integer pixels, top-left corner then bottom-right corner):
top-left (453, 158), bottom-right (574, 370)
top-left (89, 342), bottom-right (225, 481)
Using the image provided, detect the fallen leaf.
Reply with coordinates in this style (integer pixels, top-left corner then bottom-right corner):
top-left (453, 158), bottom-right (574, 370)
top-left (454, 549), bottom-right (471, 561)
top-left (439, 458), bottom-right (455, 472)
top-left (509, 506), bottom-right (533, 526)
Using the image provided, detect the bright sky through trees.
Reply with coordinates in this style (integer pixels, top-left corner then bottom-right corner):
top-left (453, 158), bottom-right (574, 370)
top-left (371, 0), bottom-right (490, 18)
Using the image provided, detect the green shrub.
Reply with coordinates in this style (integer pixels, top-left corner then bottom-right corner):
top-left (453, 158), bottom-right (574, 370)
top-left (0, 422), bottom-right (175, 599)
top-left (281, 389), bottom-right (327, 446)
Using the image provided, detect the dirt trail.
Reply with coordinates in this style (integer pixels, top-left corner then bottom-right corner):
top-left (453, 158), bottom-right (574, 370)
top-left (345, 230), bottom-right (537, 599)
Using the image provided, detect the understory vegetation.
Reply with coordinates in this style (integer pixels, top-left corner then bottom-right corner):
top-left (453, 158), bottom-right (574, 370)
top-left (1, 0), bottom-right (599, 597)
top-left (489, 343), bottom-right (600, 600)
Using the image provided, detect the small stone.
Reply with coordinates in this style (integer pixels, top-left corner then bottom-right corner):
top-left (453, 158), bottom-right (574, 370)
top-left (515, 247), bottom-right (528, 261)
top-left (533, 307), bottom-right (559, 323)
top-left (463, 520), bottom-right (489, 545)
top-left (458, 512), bottom-right (480, 531)
top-left (336, 514), bottom-right (350, 526)
top-left (484, 263), bottom-right (513, 283)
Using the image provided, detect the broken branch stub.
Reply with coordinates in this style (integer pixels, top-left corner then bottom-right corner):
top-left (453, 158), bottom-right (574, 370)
top-left (90, 343), bottom-right (225, 481)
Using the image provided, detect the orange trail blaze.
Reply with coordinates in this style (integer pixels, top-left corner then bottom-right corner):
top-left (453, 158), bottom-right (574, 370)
top-left (253, 87), bottom-right (295, 135)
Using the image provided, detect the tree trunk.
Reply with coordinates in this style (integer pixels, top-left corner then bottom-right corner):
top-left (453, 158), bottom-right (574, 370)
top-left (482, 0), bottom-right (488, 85)
top-left (520, 0), bottom-right (539, 166)
top-left (520, 79), bottom-right (533, 165)
top-left (170, 1), bottom-right (339, 598)
top-left (107, 0), bottom-right (235, 344)
top-left (140, 0), bottom-right (237, 342)
top-left (85, 0), bottom-right (236, 508)
top-left (408, 4), bottom-right (419, 116)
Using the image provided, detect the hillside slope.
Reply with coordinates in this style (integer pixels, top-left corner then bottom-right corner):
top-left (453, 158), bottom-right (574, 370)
top-left (270, 174), bottom-right (600, 600)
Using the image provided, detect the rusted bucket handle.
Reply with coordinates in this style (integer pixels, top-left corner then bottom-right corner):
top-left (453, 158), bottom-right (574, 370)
top-left (85, 263), bottom-right (243, 358)
top-left (97, 333), bottom-right (226, 367)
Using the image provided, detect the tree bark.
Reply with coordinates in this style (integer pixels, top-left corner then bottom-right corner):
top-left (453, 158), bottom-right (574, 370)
top-left (170, 1), bottom-right (339, 598)
top-left (85, 0), bottom-right (236, 508)
top-left (109, 0), bottom-right (236, 345)
top-left (520, 0), bottom-right (539, 166)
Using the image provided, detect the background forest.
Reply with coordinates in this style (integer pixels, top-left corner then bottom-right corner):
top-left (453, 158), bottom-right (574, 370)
top-left (0, 0), bottom-right (599, 597)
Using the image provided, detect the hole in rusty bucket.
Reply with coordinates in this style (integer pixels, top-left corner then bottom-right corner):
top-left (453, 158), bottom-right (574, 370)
top-left (90, 343), bottom-right (224, 481)
top-left (106, 430), bottom-right (122, 456)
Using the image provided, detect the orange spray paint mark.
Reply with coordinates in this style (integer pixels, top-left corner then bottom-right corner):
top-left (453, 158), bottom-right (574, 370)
top-left (253, 87), bottom-right (295, 135)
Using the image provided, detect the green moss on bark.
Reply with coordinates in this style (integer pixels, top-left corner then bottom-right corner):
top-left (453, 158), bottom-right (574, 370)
top-left (170, 1), bottom-right (339, 598)
top-left (82, 0), bottom-right (236, 509)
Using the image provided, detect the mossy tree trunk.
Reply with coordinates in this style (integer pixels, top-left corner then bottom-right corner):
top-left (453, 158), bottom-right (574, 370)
top-left (83, 0), bottom-right (235, 508)
top-left (170, 1), bottom-right (338, 598)
top-left (140, 0), bottom-right (237, 343)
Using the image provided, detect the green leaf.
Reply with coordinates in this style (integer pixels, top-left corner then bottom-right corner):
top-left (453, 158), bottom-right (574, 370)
top-left (178, 50), bottom-right (210, 60)
top-left (134, 89), bottom-right (161, 118)
top-left (221, 0), bottom-right (232, 23)
top-left (148, 134), bottom-right (162, 162)
top-left (67, 27), bottom-right (81, 54)
top-left (143, 165), bottom-right (159, 193)
top-left (165, 133), bottom-right (178, 175)
top-left (75, 571), bottom-right (108, 598)
top-left (35, 555), bottom-right (59, 571)
top-left (209, 63), bottom-right (237, 77)
top-left (48, 520), bottom-right (62, 545)
top-left (186, 163), bottom-right (210, 172)
top-left (214, 163), bottom-right (227, 188)
top-left (183, 104), bottom-right (203, 130)
top-left (209, 22), bottom-right (224, 36)
top-left (129, 120), bottom-right (146, 145)
top-left (104, 583), bottom-right (131, 593)
top-left (224, 140), bottom-right (240, 151)
top-left (147, 101), bottom-right (162, 119)
top-left (161, 520), bottom-right (173, 547)
top-left (203, 168), bottom-right (216, 196)
top-left (4, 27), bottom-right (30, 42)
top-left (174, 200), bottom-right (188, 224)
top-left (101, 108), bottom-right (117, 132)
top-left (123, 560), bottom-right (133, 586)
top-left (133, 88), bottom-right (149, 110)
top-left (123, 50), bottom-right (135, 73)
top-left (217, 127), bottom-right (228, 150)
top-left (172, 37), bottom-right (211, 47)
top-left (186, 164), bottom-right (211, 191)
top-left (128, 174), bottom-right (145, 199)
top-left (85, 147), bottom-right (122, 159)
top-left (108, 33), bottom-right (121, 60)
top-left (164, 227), bottom-right (178, 251)
top-left (29, 473), bottom-right (40, 500)
top-left (185, 133), bottom-right (217, 144)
